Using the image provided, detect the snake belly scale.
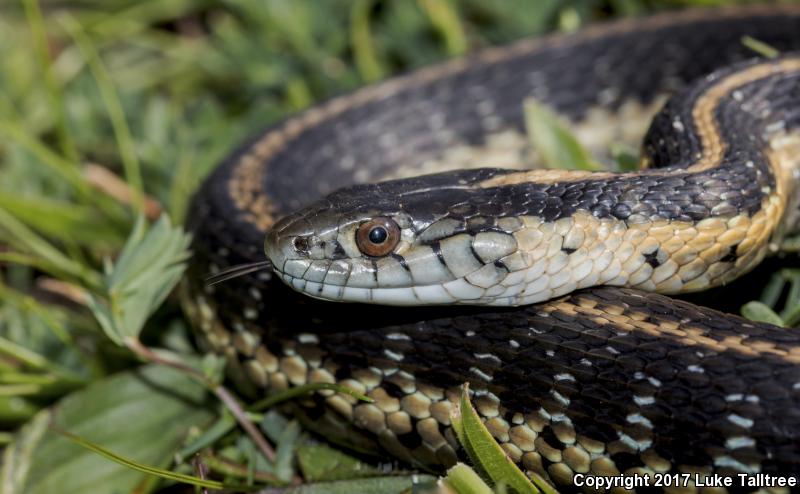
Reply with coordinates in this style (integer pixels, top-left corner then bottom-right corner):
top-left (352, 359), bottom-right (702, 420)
top-left (184, 6), bottom-right (800, 492)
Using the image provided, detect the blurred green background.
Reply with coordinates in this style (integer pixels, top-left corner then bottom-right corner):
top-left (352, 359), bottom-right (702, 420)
top-left (0, 1), bottom-right (797, 493)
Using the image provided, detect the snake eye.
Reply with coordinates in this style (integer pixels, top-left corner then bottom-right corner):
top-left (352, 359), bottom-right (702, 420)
top-left (356, 217), bottom-right (400, 257)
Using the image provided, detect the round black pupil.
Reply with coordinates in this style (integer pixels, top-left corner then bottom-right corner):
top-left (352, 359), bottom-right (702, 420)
top-left (368, 226), bottom-right (388, 244)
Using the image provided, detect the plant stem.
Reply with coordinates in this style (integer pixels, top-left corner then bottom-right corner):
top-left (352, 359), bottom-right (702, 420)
top-left (124, 338), bottom-right (277, 462)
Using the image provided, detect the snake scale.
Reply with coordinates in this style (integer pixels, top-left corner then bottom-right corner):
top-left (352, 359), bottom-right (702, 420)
top-left (183, 6), bottom-right (800, 492)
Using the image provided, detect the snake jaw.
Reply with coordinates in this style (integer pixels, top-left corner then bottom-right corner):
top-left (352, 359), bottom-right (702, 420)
top-left (265, 203), bottom-right (526, 306)
top-left (263, 176), bottom-right (597, 306)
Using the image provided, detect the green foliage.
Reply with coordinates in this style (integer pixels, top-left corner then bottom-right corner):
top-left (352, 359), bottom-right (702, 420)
top-left (249, 382), bottom-right (374, 412)
top-left (523, 98), bottom-right (602, 171)
top-left (268, 475), bottom-right (438, 494)
top-left (741, 269), bottom-right (800, 326)
top-left (443, 463), bottom-right (495, 494)
top-left (1, 364), bottom-right (214, 494)
top-left (296, 443), bottom-right (383, 482)
top-left (741, 35), bottom-right (780, 59)
top-left (86, 215), bottom-right (191, 345)
top-left (55, 429), bottom-right (258, 492)
top-left (741, 301), bottom-right (784, 326)
top-left (451, 384), bottom-right (554, 494)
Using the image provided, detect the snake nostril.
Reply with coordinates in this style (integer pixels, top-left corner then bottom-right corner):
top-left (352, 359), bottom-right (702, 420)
top-left (293, 236), bottom-right (310, 253)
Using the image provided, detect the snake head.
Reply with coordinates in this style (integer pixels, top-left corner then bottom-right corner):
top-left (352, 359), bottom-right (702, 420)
top-left (264, 168), bottom-right (537, 306)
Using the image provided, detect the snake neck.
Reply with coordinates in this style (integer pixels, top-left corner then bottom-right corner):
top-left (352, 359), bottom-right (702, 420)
top-left (264, 56), bottom-right (800, 307)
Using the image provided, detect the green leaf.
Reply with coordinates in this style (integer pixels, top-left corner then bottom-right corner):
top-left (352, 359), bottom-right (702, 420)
top-left (779, 233), bottom-right (800, 252)
top-left (778, 270), bottom-right (800, 326)
top-left (741, 301), bottom-right (784, 326)
top-left (524, 98), bottom-right (601, 171)
top-left (273, 420), bottom-right (302, 483)
top-left (296, 443), bottom-right (382, 482)
top-left (0, 407), bottom-right (50, 494)
top-left (759, 271), bottom-right (786, 307)
top-left (200, 352), bottom-right (226, 384)
top-left (1, 363), bottom-right (215, 494)
top-left (270, 475), bottom-right (437, 494)
top-left (443, 463), bottom-right (494, 494)
top-left (0, 396), bottom-right (40, 424)
top-left (55, 430), bottom-right (257, 492)
top-left (177, 412), bottom-right (237, 462)
top-left (557, 7), bottom-right (581, 33)
top-left (259, 409), bottom-right (292, 443)
top-left (87, 215), bottom-right (192, 344)
top-left (452, 384), bottom-right (554, 494)
top-left (780, 304), bottom-right (800, 329)
top-left (609, 142), bottom-right (640, 172)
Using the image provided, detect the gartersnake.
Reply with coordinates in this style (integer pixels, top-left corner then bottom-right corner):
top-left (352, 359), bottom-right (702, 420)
top-left (184, 6), bottom-right (800, 492)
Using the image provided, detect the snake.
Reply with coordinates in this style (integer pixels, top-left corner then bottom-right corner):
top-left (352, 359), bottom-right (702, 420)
top-left (183, 5), bottom-right (800, 492)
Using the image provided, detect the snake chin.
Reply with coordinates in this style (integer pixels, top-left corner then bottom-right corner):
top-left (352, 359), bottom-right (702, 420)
top-left (273, 270), bottom-right (448, 305)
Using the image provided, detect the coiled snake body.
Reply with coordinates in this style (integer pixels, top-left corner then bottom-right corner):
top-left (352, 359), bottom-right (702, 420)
top-left (184, 6), bottom-right (800, 492)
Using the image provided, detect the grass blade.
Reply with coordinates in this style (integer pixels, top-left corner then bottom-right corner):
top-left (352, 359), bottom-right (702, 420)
top-left (524, 98), bottom-right (601, 171)
top-left (0, 206), bottom-right (101, 289)
top-left (419, 0), bottom-right (467, 56)
top-left (0, 120), bottom-right (88, 196)
top-left (249, 382), bottom-right (374, 412)
top-left (741, 36), bottom-right (780, 59)
top-left (351, 0), bottom-right (385, 82)
top-left (54, 429), bottom-right (258, 491)
top-left (61, 15), bottom-right (145, 215)
top-left (23, 0), bottom-right (79, 163)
